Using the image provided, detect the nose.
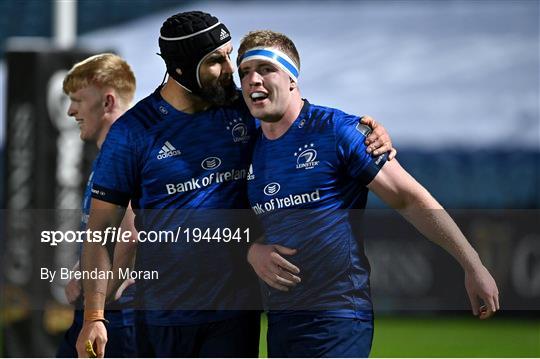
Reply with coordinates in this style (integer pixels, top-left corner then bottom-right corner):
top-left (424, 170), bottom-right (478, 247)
top-left (67, 102), bottom-right (76, 117)
top-left (248, 71), bottom-right (263, 87)
top-left (222, 57), bottom-right (235, 75)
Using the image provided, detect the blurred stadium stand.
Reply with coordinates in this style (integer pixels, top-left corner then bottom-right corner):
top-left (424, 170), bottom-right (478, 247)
top-left (370, 149), bottom-right (540, 209)
top-left (0, 0), bottom-right (189, 57)
top-left (0, 0), bottom-right (52, 54)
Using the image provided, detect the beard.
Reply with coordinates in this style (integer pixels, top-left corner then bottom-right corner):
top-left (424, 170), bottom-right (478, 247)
top-left (197, 75), bottom-right (239, 106)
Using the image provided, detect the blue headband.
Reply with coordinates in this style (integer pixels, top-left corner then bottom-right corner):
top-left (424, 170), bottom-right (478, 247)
top-left (239, 47), bottom-right (299, 82)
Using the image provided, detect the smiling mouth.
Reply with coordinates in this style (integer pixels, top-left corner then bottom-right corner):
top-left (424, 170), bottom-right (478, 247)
top-left (250, 92), bottom-right (268, 103)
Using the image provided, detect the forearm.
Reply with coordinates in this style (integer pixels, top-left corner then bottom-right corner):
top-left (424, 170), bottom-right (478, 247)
top-left (82, 199), bottom-right (126, 314)
top-left (107, 241), bottom-right (136, 302)
top-left (398, 186), bottom-right (482, 272)
top-left (370, 160), bottom-right (499, 316)
top-left (81, 242), bottom-right (110, 313)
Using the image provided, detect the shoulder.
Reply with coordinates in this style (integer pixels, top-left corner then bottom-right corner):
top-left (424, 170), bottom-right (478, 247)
top-left (115, 94), bottom-right (167, 133)
top-left (303, 102), bottom-right (362, 134)
top-left (103, 96), bottom-right (158, 151)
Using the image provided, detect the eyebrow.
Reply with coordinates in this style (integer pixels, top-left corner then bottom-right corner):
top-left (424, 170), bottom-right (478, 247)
top-left (207, 53), bottom-right (225, 60)
top-left (207, 47), bottom-right (233, 61)
top-left (238, 64), bottom-right (251, 72)
top-left (240, 62), bottom-right (275, 72)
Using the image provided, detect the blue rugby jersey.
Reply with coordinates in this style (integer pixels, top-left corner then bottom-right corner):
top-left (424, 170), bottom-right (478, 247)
top-left (73, 160), bottom-right (135, 327)
top-left (91, 88), bottom-right (259, 325)
top-left (247, 101), bottom-right (388, 320)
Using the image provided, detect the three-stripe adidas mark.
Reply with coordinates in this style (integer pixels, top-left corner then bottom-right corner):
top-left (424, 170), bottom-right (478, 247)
top-left (219, 28), bottom-right (229, 41)
top-left (157, 141), bottom-right (181, 160)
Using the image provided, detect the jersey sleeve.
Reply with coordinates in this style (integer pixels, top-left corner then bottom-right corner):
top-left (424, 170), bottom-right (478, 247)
top-left (335, 115), bottom-right (388, 185)
top-left (91, 120), bottom-right (139, 207)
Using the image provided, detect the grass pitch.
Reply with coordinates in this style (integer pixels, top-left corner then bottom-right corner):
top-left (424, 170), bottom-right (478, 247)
top-left (258, 314), bottom-right (540, 357)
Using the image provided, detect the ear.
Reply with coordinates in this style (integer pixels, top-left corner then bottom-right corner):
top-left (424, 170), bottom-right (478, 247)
top-left (290, 79), bottom-right (297, 91)
top-left (103, 93), bottom-right (116, 113)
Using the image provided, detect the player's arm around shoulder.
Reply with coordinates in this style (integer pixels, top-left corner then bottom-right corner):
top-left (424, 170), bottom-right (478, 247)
top-left (366, 160), bottom-right (500, 319)
top-left (360, 115), bottom-right (397, 160)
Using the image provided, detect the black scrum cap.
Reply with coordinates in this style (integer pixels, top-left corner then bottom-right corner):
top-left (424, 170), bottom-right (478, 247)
top-left (159, 11), bottom-right (231, 94)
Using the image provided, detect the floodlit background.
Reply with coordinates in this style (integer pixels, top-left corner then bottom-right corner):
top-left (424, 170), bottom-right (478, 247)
top-left (1, 0), bottom-right (539, 357)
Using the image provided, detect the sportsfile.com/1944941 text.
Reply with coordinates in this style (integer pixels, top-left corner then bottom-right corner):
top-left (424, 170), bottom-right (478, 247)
top-left (40, 227), bottom-right (251, 246)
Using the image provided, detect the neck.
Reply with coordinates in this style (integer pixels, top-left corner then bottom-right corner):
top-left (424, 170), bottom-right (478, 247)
top-left (160, 79), bottom-right (210, 114)
top-left (96, 122), bottom-right (113, 150)
top-left (96, 106), bottom-right (127, 149)
top-left (260, 95), bottom-right (304, 140)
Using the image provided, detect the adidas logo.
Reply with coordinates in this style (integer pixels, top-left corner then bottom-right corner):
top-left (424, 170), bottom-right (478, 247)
top-left (247, 164), bottom-right (255, 180)
top-left (157, 141), bottom-right (181, 160)
top-left (219, 28), bottom-right (229, 41)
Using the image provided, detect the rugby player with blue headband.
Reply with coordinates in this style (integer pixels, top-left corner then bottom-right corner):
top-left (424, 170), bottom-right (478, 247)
top-left (238, 30), bottom-right (499, 358)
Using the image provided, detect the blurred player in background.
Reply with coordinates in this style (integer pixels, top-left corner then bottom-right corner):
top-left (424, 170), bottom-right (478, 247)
top-left (239, 30), bottom-right (500, 357)
top-left (75, 11), bottom-right (394, 358)
top-left (57, 53), bottom-right (138, 358)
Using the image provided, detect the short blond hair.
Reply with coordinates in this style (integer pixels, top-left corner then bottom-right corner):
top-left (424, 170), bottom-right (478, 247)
top-left (237, 30), bottom-right (300, 70)
top-left (63, 53), bottom-right (136, 104)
